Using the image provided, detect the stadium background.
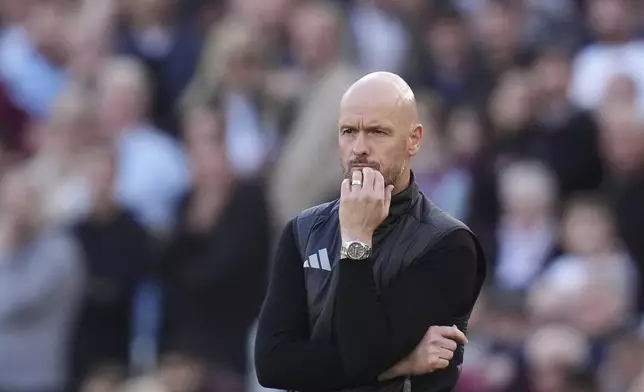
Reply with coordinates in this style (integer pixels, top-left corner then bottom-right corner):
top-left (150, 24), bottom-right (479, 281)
top-left (0, 0), bottom-right (643, 391)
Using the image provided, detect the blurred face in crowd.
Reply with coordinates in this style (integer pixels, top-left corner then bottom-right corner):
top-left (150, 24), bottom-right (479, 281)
top-left (588, 0), bottom-right (633, 41)
top-left (525, 326), bottom-right (590, 392)
top-left (490, 70), bottom-right (534, 133)
top-left (221, 29), bottom-right (266, 93)
top-left (475, 0), bottom-right (521, 53)
top-left (185, 106), bottom-right (230, 187)
top-left (97, 61), bottom-right (148, 134)
top-left (598, 103), bottom-right (644, 175)
top-left (289, 4), bottom-right (340, 71)
top-left (339, 73), bottom-right (423, 189)
top-left (445, 107), bottom-right (484, 162)
top-left (562, 201), bottom-right (616, 256)
top-left (532, 50), bottom-right (572, 102)
top-left (498, 161), bottom-right (556, 225)
top-left (426, 14), bottom-right (468, 71)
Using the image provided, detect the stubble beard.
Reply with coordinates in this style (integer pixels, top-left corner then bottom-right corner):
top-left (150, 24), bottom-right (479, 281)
top-left (341, 159), bottom-right (407, 187)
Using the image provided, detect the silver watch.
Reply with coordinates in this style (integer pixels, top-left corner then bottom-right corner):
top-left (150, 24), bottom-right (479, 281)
top-left (340, 241), bottom-right (372, 260)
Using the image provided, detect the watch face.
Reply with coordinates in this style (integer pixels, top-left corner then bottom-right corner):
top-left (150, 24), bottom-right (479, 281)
top-left (347, 242), bottom-right (366, 259)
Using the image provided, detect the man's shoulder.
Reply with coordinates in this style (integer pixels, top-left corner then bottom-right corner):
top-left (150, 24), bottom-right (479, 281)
top-left (289, 200), bottom-right (340, 252)
top-left (294, 199), bottom-right (340, 222)
top-left (416, 194), bottom-right (472, 235)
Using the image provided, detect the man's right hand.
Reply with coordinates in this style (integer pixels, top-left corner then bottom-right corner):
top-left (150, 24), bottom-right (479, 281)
top-left (380, 325), bottom-right (468, 381)
top-left (407, 325), bottom-right (468, 374)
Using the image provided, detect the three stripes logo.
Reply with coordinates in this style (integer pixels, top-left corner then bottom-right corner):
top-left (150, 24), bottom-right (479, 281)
top-left (303, 248), bottom-right (332, 271)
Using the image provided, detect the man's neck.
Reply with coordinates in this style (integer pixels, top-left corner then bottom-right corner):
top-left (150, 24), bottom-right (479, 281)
top-left (393, 170), bottom-right (411, 195)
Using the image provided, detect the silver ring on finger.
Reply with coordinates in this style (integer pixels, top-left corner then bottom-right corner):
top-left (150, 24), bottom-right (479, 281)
top-left (351, 179), bottom-right (362, 186)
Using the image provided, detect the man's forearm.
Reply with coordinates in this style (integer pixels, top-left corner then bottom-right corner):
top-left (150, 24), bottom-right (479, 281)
top-left (378, 356), bottom-right (412, 381)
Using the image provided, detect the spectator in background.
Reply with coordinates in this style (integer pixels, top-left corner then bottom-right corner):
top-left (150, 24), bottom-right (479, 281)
top-left (116, 0), bottom-right (204, 135)
top-left (414, 101), bottom-right (476, 221)
top-left (531, 195), bottom-right (636, 329)
top-left (471, 0), bottom-right (535, 93)
top-left (0, 166), bottom-right (85, 392)
top-left (270, 0), bottom-right (361, 228)
top-left (96, 56), bottom-right (190, 235)
top-left (71, 143), bottom-right (152, 390)
top-left (27, 85), bottom-right (96, 228)
top-left (523, 325), bottom-right (592, 392)
top-left (569, 0), bottom-right (644, 111)
top-left (183, 0), bottom-right (294, 115)
top-left (348, 0), bottom-right (410, 74)
top-left (406, 5), bottom-right (491, 108)
top-left (0, 0), bottom-right (643, 391)
top-left (189, 21), bottom-right (279, 179)
top-left (465, 68), bottom-right (536, 238)
top-left (597, 102), bottom-right (644, 316)
top-left (524, 46), bottom-right (604, 199)
top-left (492, 160), bottom-right (560, 292)
top-left (160, 99), bottom-right (270, 392)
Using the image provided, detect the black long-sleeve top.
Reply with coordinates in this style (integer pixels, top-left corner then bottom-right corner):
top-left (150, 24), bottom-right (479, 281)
top-left (255, 220), bottom-right (479, 392)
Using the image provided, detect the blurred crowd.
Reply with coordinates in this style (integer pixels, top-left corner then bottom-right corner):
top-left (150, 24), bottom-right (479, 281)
top-left (0, 0), bottom-right (643, 391)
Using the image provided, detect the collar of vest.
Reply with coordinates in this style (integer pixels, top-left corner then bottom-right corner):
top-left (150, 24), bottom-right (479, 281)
top-left (379, 170), bottom-right (420, 229)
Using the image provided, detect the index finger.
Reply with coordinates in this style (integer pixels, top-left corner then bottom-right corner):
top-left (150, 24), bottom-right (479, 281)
top-left (438, 326), bottom-right (468, 345)
top-left (341, 178), bottom-right (350, 197)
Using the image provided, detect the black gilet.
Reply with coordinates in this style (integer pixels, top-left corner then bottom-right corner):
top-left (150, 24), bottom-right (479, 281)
top-left (292, 174), bottom-right (486, 392)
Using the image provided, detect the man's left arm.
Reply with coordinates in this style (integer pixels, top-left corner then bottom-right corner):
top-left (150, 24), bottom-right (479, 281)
top-left (334, 229), bottom-right (480, 381)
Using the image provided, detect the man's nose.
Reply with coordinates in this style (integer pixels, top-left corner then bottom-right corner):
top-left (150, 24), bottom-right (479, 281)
top-left (352, 132), bottom-right (369, 155)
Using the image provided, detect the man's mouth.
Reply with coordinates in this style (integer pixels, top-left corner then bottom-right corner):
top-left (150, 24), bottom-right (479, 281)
top-left (350, 163), bottom-right (378, 170)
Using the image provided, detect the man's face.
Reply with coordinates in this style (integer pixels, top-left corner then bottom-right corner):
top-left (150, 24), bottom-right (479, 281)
top-left (338, 94), bottom-right (415, 186)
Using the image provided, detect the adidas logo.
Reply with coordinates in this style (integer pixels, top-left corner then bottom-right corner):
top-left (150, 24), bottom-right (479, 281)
top-left (303, 248), bottom-right (332, 271)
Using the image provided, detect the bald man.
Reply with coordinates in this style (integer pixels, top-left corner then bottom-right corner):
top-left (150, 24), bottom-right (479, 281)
top-left (255, 73), bottom-right (486, 392)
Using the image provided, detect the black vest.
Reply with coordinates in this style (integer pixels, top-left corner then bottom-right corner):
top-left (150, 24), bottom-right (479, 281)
top-left (292, 177), bottom-right (486, 392)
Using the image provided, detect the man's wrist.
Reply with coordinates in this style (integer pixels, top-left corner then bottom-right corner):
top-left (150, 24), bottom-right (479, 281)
top-left (340, 229), bottom-right (373, 247)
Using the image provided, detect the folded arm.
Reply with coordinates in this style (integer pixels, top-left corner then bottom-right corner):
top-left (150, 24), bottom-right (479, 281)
top-left (334, 229), bottom-right (480, 381)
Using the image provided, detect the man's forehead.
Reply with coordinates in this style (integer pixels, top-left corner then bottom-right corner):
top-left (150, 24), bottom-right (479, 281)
top-left (340, 72), bottom-right (417, 125)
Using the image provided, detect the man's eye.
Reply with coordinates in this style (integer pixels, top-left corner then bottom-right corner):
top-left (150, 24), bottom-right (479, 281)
top-left (342, 128), bottom-right (356, 134)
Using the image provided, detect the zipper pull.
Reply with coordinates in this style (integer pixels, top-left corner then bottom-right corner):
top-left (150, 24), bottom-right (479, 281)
top-left (403, 376), bottom-right (411, 392)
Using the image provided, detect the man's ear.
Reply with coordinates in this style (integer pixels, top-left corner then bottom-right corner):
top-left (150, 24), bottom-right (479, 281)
top-left (408, 124), bottom-right (423, 156)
